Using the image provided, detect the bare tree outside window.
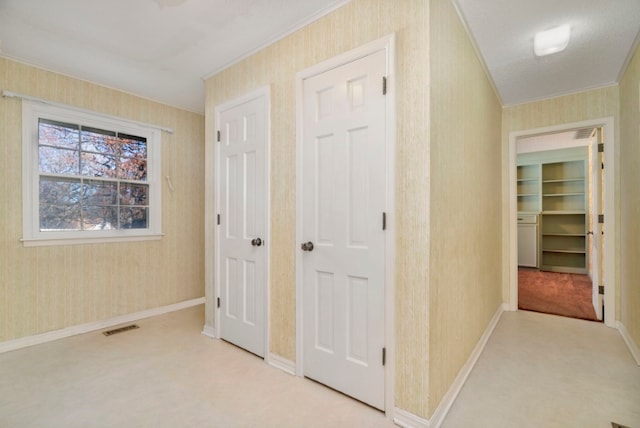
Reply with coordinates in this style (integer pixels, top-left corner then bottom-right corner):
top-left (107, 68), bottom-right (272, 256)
top-left (38, 119), bottom-right (149, 231)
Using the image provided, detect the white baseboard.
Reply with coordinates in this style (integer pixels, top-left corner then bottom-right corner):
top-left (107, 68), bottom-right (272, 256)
top-left (0, 297), bottom-right (205, 354)
top-left (267, 353), bottom-right (296, 375)
top-left (201, 325), bottom-right (216, 339)
top-left (393, 305), bottom-right (504, 428)
top-left (617, 321), bottom-right (640, 366)
top-left (394, 407), bottom-right (429, 428)
top-left (429, 304), bottom-right (505, 428)
top-left (429, 303), bottom-right (505, 427)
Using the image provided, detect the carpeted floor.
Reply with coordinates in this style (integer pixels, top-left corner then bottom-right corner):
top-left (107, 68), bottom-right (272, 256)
top-left (518, 268), bottom-right (599, 321)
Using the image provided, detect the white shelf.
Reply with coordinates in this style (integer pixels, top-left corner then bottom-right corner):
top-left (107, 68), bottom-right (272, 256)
top-left (542, 178), bottom-right (584, 183)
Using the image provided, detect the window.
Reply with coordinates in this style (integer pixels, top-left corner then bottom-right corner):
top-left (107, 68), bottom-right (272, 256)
top-left (22, 101), bottom-right (162, 246)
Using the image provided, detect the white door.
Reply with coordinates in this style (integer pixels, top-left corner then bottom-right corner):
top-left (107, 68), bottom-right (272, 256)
top-left (590, 128), bottom-right (603, 320)
top-left (300, 50), bottom-right (387, 410)
top-left (217, 91), bottom-right (268, 357)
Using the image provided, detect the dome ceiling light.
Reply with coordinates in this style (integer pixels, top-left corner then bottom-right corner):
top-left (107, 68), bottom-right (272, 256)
top-left (534, 24), bottom-right (571, 57)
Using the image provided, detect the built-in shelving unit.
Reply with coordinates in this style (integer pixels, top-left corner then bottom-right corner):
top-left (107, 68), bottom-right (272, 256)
top-left (517, 164), bottom-right (540, 213)
top-left (540, 159), bottom-right (587, 274)
top-left (517, 147), bottom-right (589, 274)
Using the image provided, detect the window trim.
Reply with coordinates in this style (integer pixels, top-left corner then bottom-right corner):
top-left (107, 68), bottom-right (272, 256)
top-left (22, 100), bottom-right (163, 246)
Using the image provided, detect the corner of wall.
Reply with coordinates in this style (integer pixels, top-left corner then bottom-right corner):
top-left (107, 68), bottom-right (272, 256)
top-left (617, 322), bottom-right (640, 366)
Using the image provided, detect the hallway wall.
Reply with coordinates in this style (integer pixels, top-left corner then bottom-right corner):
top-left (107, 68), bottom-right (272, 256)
top-left (428, 0), bottom-right (503, 415)
top-left (619, 40), bottom-right (640, 356)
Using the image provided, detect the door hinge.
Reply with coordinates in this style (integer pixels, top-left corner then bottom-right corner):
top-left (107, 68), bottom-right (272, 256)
top-left (382, 76), bottom-right (387, 95)
top-left (217, 297), bottom-right (221, 308)
top-left (598, 286), bottom-right (605, 295)
top-left (601, 162), bottom-right (604, 170)
top-left (382, 347), bottom-right (386, 366)
top-left (598, 143), bottom-right (604, 153)
top-left (217, 130), bottom-right (221, 142)
top-left (217, 214), bottom-right (221, 225)
top-left (382, 212), bottom-right (387, 231)
top-left (598, 214), bottom-right (604, 224)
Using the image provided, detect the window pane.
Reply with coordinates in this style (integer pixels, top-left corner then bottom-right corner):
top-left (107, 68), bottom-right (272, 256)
top-left (39, 177), bottom-right (81, 231)
top-left (81, 127), bottom-right (119, 156)
top-left (118, 157), bottom-right (147, 181)
top-left (39, 119), bottom-right (80, 149)
top-left (81, 152), bottom-right (118, 178)
top-left (39, 147), bottom-right (80, 175)
top-left (82, 206), bottom-right (118, 230)
top-left (40, 177), bottom-right (82, 205)
top-left (119, 136), bottom-right (147, 158)
top-left (119, 183), bottom-right (148, 206)
top-left (40, 204), bottom-right (81, 231)
top-left (120, 207), bottom-right (148, 229)
top-left (82, 180), bottom-right (117, 205)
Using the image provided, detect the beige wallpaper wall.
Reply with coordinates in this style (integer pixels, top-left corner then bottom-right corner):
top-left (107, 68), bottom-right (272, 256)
top-left (206, 0), bottom-right (504, 419)
top-left (619, 43), bottom-right (640, 350)
top-left (427, 0), bottom-right (503, 414)
top-left (205, 0), bottom-right (432, 416)
top-left (501, 86), bottom-right (621, 317)
top-left (0, 58), bottom-right (205, 342)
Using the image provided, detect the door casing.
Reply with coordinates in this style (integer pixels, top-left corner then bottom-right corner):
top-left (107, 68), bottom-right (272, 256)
top-left (295, 33), bottom-right (396, 415)
top-left (213, 86), bottom-right (271, 358)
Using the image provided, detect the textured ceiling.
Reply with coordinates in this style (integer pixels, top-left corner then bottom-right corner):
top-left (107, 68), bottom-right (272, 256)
top-left (1, 0), bottom-right (639, 113)
top-left (454, 0), bottom-right (640, 106)
top-left (0, 0), bottom-right (348, 113)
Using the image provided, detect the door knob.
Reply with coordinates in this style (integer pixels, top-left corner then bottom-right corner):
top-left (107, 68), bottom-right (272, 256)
top-left (301, 241), bottom-right (314, 252)
top-left (251, 237), bottom-right (263, 247)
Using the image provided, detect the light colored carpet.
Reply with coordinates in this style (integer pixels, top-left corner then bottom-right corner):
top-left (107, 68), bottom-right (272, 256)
top-left (2, 305), bottom-right (638, 427)
top-left (443, 310), bottom-right (640, 428)
top-left (0, 305), bottom-right (394, 428)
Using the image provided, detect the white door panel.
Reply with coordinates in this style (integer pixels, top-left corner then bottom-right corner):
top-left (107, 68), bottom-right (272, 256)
top-left (218, 93), bottom-right (267, 357)
top-left (590, 128), bottom-right (603, 320)
top-left (301, 49), bottom-right (387, 410)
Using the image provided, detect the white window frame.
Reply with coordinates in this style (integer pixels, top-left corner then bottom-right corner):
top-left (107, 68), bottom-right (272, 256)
top-left (22, 100), bottom-right (162, 247)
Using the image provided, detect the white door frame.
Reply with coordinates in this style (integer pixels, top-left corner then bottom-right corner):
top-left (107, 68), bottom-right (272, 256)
top-left (213, 86), bottom-right (271, 358)
top-left (508, 116), bottom-right (616, 327)
top-left (295, 33), bottom-right (396, 414)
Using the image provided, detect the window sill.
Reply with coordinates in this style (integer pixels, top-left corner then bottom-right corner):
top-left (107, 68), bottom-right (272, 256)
top-left (21, 233), bottom-right (164, 247)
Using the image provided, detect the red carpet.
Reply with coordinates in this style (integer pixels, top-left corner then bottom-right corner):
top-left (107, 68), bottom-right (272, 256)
top-left (518, 269), bottom-right (599, 321)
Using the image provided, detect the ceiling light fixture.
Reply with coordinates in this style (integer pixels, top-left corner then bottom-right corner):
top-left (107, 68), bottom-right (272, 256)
top-left (534, 24), bottom-right (571, 57)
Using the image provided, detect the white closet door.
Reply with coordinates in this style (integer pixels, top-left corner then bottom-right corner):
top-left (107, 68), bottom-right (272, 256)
top-left (218, 93), bottom-right (268, 357)
top-left (300, 49), bottom-right (387, 410)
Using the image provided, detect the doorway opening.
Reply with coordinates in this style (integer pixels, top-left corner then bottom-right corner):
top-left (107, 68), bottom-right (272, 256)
top-left (516, 131), bottom-right (600, 321)
top-left (508, 117), bottom-right (616, 327)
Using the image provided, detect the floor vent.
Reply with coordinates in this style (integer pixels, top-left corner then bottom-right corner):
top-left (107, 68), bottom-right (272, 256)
top-left (102, 324), bottom-right (139, 336)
